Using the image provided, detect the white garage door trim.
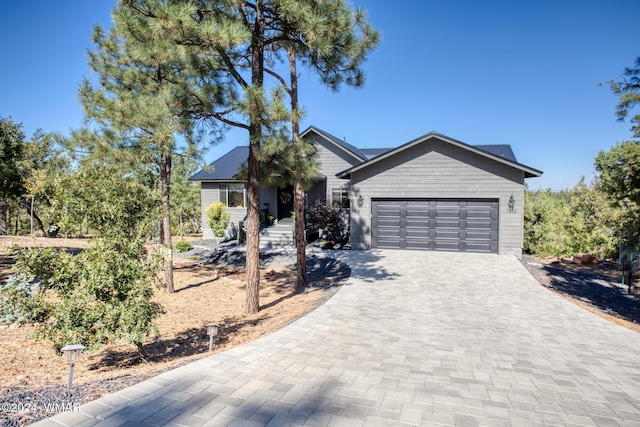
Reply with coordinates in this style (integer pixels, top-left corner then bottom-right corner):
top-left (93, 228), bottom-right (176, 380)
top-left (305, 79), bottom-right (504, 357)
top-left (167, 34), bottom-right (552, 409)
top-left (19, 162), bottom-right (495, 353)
top-left (371, 199), bottom-right (499, 253)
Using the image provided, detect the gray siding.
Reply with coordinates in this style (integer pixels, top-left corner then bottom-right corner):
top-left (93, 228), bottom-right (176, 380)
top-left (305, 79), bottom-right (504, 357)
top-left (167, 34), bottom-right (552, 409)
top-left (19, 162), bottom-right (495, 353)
top-left (349, 139), bottom-right (525, 257)
top-left (200, 182), bottom-right (247, 240)
top-left (308, 133), bottom-right (362, 200)
top-left (260, 186), bottom-right (277, 220)
top-left (306, 181), bottom-right (326, 209)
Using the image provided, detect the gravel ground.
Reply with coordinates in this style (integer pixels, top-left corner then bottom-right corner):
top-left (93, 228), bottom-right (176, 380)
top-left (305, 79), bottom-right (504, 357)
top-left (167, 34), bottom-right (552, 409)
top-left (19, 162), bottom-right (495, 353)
top-left (1, 372), bottom-right (167, 426)
top-left (1, 244), bottom-right (350, 426)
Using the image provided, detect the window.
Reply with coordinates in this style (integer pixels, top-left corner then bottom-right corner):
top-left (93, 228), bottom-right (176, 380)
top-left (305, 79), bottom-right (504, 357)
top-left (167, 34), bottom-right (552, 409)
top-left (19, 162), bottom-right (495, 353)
top-left (331, 188), bottom-right (350, 210)
top-left (219, 184), bottom-right (245, 207)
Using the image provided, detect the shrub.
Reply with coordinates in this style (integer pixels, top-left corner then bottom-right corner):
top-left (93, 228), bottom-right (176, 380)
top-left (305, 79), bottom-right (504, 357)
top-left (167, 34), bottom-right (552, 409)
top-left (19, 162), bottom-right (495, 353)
top-left (0, 274), bottom-right (41, 325)
top-left (524, 181), bottom-right (619, 258)
top-left (174, 240), bottom-right (193, 253)
top-left (307, 201), bottom-right (349, 247)
top-left (205, 202), bottom-right (230, 239)
top-left (10, 237), bottom-right (164, 354)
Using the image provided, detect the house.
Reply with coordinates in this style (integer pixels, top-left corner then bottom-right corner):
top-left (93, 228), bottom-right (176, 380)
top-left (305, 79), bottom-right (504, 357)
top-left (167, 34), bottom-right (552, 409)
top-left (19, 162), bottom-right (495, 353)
top-left (189, 126), bottom-right (542, 257)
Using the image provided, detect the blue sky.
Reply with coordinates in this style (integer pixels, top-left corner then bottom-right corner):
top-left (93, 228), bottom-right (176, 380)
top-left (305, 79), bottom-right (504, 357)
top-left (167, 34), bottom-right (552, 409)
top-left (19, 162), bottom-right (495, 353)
top-left (1, 1), bottom-right (638, 191)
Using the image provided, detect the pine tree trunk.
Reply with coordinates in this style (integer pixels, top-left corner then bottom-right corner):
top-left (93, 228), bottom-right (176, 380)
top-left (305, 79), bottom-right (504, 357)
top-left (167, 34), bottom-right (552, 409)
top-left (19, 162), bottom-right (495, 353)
top-left (0, 197), bottom-right (7, 235)
top-left (294, 180), bottom-right (306, 288)
top-left (288, 47), bottom-right (307, 289)
top-left (160, 151), bottom-right (174, 293)
top-left (244, 0), bottom-right (265, 315)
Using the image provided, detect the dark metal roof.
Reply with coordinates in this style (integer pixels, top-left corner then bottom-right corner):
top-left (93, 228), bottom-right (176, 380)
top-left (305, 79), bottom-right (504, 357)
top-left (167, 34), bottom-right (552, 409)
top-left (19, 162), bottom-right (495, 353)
top-left (191, 128), bottom-right (540, 182)
top-left (189, 146), bottom-right (248, 181)
top-left (360, 148), bottom-right (393, 160)
top-left (474, 144), bottom-right (517, 162)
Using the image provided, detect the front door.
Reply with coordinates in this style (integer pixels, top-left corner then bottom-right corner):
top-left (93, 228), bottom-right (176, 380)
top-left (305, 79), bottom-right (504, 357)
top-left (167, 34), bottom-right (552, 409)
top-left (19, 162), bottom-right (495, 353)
top-left (277, 186), bottom-right (294, 221)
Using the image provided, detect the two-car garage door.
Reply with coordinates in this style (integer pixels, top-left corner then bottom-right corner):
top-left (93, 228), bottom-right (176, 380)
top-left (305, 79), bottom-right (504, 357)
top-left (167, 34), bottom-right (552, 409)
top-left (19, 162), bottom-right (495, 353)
top-left (371, 199), bottom-right (498, 253)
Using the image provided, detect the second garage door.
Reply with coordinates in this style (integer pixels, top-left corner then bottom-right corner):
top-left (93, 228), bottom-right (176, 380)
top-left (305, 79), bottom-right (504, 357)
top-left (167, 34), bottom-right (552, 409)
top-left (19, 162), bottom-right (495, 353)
top-left (371, 199), bottom-right (498, 253)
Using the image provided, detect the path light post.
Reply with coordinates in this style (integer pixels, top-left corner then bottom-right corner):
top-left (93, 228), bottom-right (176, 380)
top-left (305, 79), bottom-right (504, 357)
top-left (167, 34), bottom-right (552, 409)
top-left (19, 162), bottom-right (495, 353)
top-left (205, 323), bottom-right (220, 351)
top-left (61, 344), bottom-right (85, 391)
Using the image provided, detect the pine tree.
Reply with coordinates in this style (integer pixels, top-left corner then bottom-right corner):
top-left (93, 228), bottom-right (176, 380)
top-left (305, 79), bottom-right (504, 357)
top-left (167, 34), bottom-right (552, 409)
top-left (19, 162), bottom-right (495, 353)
top-left (605, 56), bottom-right (640, 138)
top-left (110, 0), bottom-right (378, 312)
top-left (272, 0), bottom-right (379, 288)
top-left (79, 2), bottom-right (232, 292)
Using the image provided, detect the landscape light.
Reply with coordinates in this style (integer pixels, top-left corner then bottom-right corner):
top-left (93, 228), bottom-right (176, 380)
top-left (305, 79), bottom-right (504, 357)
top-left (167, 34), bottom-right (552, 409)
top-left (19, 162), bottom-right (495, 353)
top-left (61, 344), bottom-right (85, 390)
top-left (205, 323), bottom-right (220, 351)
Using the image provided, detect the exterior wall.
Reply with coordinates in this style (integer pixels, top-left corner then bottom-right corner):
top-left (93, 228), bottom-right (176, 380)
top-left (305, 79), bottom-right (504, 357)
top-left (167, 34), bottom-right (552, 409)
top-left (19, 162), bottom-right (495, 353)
top-left (307, 133), bottom-right (362, 200)
top-left (306, 181), bottom-right (326, 209)
top-left (200, 133), bottom-right (362, 239)
top-left (200, 182), bottom-right (248, 240)
top-left (348, 140), bottom-right (526, 257)
top-left (260, 186), bottom-right (277, 221)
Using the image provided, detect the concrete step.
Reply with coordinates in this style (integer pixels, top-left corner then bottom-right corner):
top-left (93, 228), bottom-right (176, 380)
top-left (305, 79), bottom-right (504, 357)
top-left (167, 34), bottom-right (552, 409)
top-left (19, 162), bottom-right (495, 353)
top-left (259, 225), bottom-right (293, 248)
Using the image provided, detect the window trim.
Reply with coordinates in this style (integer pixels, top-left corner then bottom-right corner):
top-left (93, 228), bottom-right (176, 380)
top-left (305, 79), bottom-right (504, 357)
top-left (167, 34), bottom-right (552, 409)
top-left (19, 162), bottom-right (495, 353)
top-left (219, 183), bottom-right (246, 208)
top-left (331, 187), bottom-right (350, 210)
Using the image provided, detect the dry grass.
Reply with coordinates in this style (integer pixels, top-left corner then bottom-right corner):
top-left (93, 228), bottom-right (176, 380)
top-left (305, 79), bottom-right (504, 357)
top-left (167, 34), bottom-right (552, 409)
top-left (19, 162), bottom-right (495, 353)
top-left (0, 236), bottom-right (343, 396)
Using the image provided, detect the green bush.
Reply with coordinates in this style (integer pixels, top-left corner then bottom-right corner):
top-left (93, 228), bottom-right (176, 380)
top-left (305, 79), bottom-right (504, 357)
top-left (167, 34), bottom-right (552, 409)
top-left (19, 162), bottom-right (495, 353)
top-left (174, 240), bottom-right (193, 253)
top-left (524, 180), bottom-right (619, 258)
top-left (0, 274), bottom-right (41, 325)
top-left (205, 201), bottom-right (230, 239)
top-left (10, 237), bottom-right (164, 354)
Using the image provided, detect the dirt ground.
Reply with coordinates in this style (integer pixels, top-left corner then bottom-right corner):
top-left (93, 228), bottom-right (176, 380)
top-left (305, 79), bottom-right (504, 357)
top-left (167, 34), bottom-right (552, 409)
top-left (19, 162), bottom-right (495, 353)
top-left (521, 254), bottom-right (640, 333)
top-left (0, 236), bottom-right (346, 425)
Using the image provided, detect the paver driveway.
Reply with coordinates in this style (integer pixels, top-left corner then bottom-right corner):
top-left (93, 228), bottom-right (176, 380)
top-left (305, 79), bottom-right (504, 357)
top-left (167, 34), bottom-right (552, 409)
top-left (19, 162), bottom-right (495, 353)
top-left (37, 251), bottom-right (640, 426)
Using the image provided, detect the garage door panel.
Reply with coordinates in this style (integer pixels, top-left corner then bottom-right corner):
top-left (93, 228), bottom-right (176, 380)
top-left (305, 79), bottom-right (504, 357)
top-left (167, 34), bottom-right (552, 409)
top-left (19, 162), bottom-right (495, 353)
top-left (466, 221), bottom-right (494, 230)
top-left (434, 210), bottom-right (460, 218)
top-left (434, 241), bottom-right (463, 251)
top-left (466, 211), bottom-right (493, 219)
top-left (376, 227), bottom-right (401, 238)
top-left (434, 200), bottom-right (461, 207)
top-left (435, 219), bottom-right (462, 228)
top-left (371, 199), bottom-right (498, 253)
top-left (464, 243), bottom-right (492, 252)
top-left (377, 239), bottom-right (402, 249)
top-left (406, 230), bottom-right (430, 239)
top-left (466, 231), bottom-right (493, 240)
top-left (406, 219), bottom-right (430, 228)
top-left (405, 240), bottom-right (431, 250)
top-left (376, 218), bottom-right (402, 228)
top-left (434, 230), bottom-right (461, 239)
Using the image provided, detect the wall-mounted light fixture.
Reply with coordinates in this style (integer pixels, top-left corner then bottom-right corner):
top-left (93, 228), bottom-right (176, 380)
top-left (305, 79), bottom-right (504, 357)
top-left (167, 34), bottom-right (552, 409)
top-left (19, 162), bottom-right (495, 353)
top-left (508, 194), bottom-right (516, 213)
top-left (357, 195), bottom-right (364, 208)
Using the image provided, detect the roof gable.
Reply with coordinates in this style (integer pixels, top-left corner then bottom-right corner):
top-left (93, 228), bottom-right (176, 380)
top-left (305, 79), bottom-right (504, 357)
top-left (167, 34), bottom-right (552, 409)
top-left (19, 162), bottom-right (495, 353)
top-left (336, 132), bottom-right (542, 179)
top-left (301, 126), bottom-right (367, 162)
top-left (190, 128), bottom-right (542, 182)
